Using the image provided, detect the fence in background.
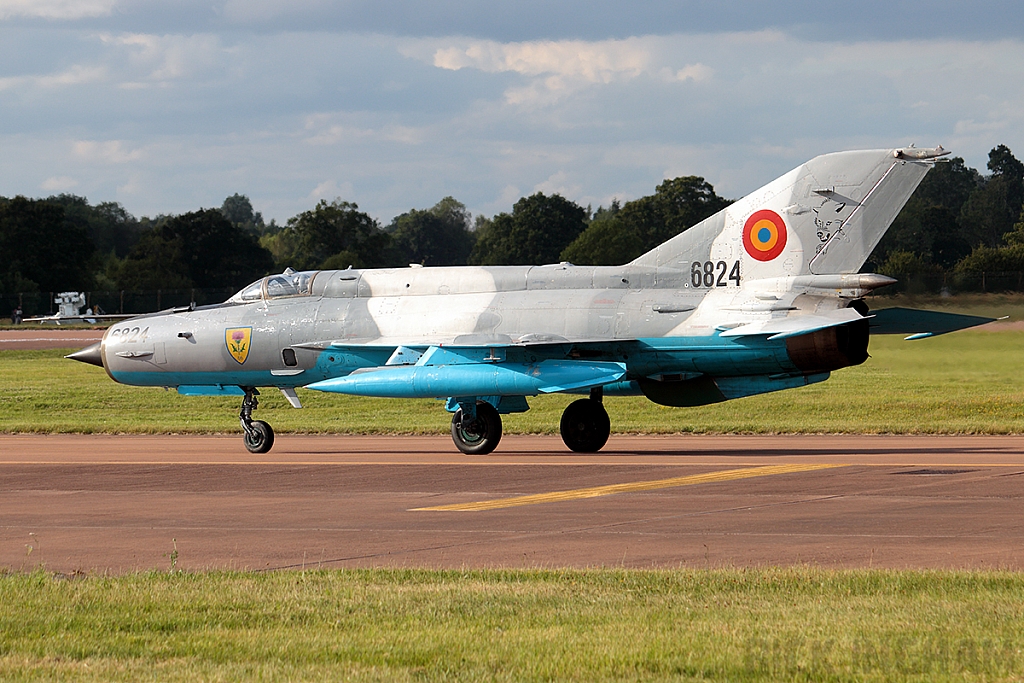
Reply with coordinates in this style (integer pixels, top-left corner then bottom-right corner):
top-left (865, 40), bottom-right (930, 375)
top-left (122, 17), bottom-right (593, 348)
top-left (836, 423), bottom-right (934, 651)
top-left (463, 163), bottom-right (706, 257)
top-left (865, 272), bottom-right (1024, 295)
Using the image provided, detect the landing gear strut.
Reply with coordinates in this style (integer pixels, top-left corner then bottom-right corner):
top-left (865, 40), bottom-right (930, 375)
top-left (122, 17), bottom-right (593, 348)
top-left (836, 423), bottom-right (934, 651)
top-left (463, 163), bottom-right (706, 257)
top-left (451, 401), bottom-right (502, 455)
top-left (240, 387), bottom-right (275, 454)
top-left (560, 388), bottom-right (610, 453)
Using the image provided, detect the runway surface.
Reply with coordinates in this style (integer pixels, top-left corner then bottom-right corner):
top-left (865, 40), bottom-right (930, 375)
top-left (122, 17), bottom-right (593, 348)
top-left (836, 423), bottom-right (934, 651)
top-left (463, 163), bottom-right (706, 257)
top-left (0, 328), bottom-right (104, 349)
top-left (3, 433), bottom-right (1024, 573)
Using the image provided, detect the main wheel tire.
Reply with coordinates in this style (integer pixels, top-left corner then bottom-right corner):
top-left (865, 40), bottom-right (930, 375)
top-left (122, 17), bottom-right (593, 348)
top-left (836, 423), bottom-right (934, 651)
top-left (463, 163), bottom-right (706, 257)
top-left (243, 420), bottom-right (275, 454)
top-left (451, 402), bottom-right (502, 455)
top-left (560, 398), bottom-right (610, 453)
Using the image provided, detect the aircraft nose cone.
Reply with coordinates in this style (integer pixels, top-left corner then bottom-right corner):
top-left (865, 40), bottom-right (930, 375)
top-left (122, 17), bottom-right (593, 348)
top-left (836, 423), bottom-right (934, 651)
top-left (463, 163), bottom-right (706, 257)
top-left (66, 341), bottom-right (104, 368)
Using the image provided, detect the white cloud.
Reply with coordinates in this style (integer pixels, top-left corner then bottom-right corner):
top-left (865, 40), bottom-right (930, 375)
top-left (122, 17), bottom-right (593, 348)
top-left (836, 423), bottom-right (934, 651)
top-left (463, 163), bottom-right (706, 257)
top-left (423, 36), bottom-right (711, 86)
top-left (0, 0), bottom-right (116, 20)
top-left (303, 122), bottom-right (373, 146)
top-left (302, 114), bottom-right (425, 146)
top-left (0, 75), bottom-right (27, 91)
top-left (41, 175), bottom-right (78, 191)
top-left (307, 180), bottom-right (354, 203)
top-left (38, 64), bottom-right (106, 86)
top-left (954, 119), bottom-right (1009, 136)
top-left (117, 174), bottom-right (141, 196)
top-left (533, 170), bottom-right (582, 198)
top-left (382, 125), bottom-right (424, 145)
top-left (432, 39), bottom-right (651, 83)
top-left (405, 36), bottom-right (712, 107)
top-left (662, 63), bottom-right (713, 82)
top-left (0, 64), bottom-right (106, 91)
top-left (73, 140), bottom-right (144, 164)
top-left (100, 32), bottom-right (225, 86)
top-left (493, 184), bottom-right (522, 210)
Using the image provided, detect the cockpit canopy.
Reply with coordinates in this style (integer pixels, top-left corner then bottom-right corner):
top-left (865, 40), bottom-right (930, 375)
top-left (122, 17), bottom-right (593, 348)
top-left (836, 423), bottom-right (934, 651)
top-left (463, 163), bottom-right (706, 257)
top-left (229, 269), bottom-right (319, 303)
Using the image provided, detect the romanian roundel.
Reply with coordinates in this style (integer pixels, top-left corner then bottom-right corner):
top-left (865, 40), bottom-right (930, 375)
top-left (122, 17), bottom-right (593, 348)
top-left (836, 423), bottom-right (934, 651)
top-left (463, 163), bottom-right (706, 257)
top-left (742, 209), bottom-right (788, 261)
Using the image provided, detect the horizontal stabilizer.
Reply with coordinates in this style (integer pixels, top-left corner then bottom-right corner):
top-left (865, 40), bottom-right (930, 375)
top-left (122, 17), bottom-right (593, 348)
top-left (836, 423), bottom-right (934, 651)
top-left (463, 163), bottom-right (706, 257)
top-left (869, 307), bottom-right (996, 339)
top-left (305, 360), bottom-right (626, 399)
top-left (719, 308), bottom-right (866, 340)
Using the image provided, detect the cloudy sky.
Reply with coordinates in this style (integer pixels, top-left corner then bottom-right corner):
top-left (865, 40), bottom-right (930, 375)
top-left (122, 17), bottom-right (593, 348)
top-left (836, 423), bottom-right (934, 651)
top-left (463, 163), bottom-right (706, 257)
top-left (3, 1), bottom-right (1024, 226)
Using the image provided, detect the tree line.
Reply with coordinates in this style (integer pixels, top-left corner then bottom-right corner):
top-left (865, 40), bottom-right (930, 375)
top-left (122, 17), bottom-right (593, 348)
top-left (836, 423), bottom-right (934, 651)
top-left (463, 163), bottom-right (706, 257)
top-left (2, 144), bottom-right (1024, 297)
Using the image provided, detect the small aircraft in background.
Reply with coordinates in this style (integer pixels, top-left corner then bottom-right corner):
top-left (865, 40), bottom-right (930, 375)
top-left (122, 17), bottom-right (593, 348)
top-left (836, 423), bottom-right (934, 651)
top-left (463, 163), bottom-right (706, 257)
top-left (24, 292), bottom-right (132, 325)
top-left (68, 146), bottom-right (994, 455)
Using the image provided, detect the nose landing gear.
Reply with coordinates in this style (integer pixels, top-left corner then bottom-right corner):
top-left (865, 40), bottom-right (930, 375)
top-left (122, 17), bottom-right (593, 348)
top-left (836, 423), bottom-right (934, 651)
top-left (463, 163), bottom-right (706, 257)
top-left (240, 387), bottom-right (275, 454)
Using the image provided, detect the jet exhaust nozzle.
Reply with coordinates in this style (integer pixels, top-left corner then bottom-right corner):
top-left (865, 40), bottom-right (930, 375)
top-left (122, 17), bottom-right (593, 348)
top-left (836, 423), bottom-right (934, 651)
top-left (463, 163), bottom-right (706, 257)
top-left (66, 342), bottom-right (104, 368)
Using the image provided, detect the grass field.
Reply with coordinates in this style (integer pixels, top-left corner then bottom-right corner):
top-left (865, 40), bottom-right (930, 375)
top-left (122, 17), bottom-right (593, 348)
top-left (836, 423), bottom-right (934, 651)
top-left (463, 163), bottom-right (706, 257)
top-left (1, 568), bottom-right (1022, 682)
top-left (1, 328), bottom-right (1023, 434)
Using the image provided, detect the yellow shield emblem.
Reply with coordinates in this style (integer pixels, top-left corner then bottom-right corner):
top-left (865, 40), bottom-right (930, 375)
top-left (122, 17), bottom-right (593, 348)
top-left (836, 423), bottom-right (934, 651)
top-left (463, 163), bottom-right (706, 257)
top-left (225, 327), bottom-right (252, 365)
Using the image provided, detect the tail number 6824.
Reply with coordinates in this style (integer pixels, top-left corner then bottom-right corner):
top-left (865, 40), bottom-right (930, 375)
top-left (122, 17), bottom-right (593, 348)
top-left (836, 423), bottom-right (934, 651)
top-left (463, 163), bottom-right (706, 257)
top-left (691, 260), bottom-right (740, 288)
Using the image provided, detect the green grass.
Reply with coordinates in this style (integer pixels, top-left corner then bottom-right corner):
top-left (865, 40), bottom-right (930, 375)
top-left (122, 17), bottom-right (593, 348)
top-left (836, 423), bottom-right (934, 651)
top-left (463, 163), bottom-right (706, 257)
top-left (2, 329), bottom-right (1023, 434)
top-left (2, 568), bottom-right (1023, 682)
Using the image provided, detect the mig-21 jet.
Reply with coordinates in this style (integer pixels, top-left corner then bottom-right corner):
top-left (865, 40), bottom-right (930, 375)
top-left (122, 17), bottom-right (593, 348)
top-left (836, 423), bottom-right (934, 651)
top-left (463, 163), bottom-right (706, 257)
top-left (68, 146), bottom-right (994, 455)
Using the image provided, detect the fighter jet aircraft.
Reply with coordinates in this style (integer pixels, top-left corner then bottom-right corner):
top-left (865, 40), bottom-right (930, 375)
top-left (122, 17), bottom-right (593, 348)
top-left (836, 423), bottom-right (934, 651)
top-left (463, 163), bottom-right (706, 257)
top-left (68, 146), bottom-right (995, 455)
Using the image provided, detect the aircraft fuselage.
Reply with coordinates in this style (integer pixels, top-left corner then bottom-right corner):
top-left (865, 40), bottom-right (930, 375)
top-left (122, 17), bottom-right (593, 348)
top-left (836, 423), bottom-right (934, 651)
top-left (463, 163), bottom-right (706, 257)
top-left (97, 263), bottom-right (866, 406)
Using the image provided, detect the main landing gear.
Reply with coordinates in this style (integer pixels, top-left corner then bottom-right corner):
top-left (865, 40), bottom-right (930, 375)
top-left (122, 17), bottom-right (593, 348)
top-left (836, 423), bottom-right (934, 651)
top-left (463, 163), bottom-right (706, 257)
top-left (449, 388), bottom-right (612, 455)
top-left (451, 401), bottom-right (502, 455)
top-left (240, 387), bottom-right (275, 454)
top-left (559, 388), bottom-right (610, 453)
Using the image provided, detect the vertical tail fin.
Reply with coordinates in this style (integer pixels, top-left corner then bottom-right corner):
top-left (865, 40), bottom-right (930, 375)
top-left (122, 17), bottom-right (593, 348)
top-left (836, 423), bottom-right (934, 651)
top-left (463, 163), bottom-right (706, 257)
top-left (629, 147), bottom-right (947, 277)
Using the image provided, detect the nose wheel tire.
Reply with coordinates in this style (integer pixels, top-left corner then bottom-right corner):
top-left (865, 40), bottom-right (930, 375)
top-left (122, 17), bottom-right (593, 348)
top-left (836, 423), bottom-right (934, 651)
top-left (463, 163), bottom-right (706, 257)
top-left (243, 419), bottom-right (275, 454)
top-left (451, 402), bottom-right (502, 455)
top-left (239, 388), bottom-right (274, 454)
top-left (560, 398), bottom-right (611, 452)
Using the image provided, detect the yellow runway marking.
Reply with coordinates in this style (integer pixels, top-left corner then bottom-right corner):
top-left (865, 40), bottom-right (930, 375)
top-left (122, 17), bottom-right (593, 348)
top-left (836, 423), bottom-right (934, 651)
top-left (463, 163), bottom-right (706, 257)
top-left (412, 463), bottom-right (845, 512)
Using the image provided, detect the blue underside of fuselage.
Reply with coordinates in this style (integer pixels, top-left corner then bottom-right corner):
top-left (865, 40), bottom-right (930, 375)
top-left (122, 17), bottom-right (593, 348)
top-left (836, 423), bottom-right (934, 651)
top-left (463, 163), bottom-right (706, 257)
top-left (110, 369), bottom-right (307, 388)
top-left (108, 334), bottom-right (800, 392)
